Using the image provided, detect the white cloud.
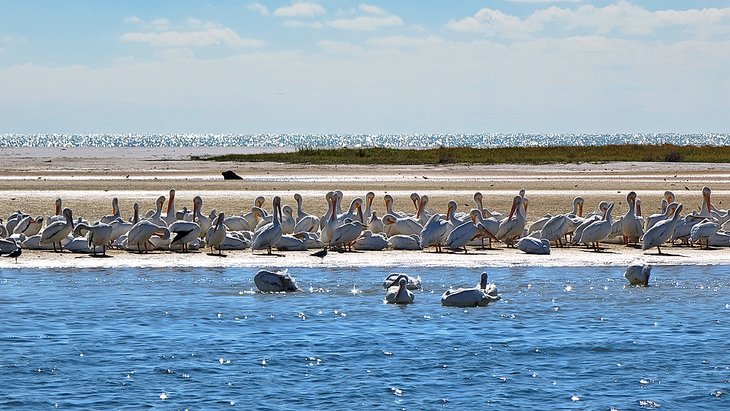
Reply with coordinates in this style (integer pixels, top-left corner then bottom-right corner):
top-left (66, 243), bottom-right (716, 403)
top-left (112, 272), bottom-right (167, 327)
top-left (326, 13), bottom-right (403, 31)
top-left (366, 35), bottom-right (443, 48)
top-left (273, 2), bottom-right (326, 18)
top-left (124, 16), bottom-right (143, 25)
top-left (284, 20), bottom-right (324, 29)
top-left (359, 4), bottom-right (386, 15)
top-left (246, 3), bottom-right (270, 16)
top-left (120, 24), bottom-right (265, 49)
top-left (149, 18), bottom-right (172, 30)
top-left (447, 1), bottom-right (730, 40)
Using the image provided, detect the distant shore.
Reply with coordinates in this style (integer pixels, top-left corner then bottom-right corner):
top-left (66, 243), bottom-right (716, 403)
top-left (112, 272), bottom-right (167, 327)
top-left (1, 146), bottom-right (729, 269)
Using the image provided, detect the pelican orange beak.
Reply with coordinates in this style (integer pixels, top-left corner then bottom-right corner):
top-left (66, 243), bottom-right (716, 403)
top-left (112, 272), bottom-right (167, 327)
top-left (636, 202), bottom-right (642, 217)
top-left (508, 199), bottom-right (518, 220)
top-left (704, 190), bottom-right (712, 213)
top-left (578, 202), bottom-right (583, 217)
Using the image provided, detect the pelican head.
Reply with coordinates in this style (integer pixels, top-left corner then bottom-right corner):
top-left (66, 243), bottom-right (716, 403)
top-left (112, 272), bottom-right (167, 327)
top-left (255, 196), bottom-right (265, 208)
top-left (574, 197), bottom-right (585, 217)
top-left (410, 193), bottom-right (420, 210)
top-left (480, 272), bottom-right (488, 289)
top-left (664, 191), bottom-right (676, 204)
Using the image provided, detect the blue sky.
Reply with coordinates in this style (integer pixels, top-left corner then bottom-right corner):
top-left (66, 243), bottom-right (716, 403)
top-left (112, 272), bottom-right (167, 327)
top-left (1, 1), bottom-right (729, 134)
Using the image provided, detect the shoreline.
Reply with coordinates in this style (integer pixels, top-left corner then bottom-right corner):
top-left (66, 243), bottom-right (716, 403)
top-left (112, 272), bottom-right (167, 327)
top-left (1, 146), bottom-right (729, 269)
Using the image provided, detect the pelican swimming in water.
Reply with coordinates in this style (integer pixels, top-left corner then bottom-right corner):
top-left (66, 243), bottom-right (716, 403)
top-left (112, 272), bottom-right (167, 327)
top-left (40, 208), bottom-right (74, 252)
top-left (253, 269), bottom-right (299, 292)
top-left (641, 203), bottom-right (683, 254)
top-left (441, 272), bottom-right (500, 307)
top-left (382, 273), bottom-right (422, 290)
top-left (251, 196), bottom-right (283, 255)
top-left (384, 277), bottom-right (414, 304)
top-left (73, 222), bottom-right (113, 255)
top-left (624, 262), bottom-right (652, 286)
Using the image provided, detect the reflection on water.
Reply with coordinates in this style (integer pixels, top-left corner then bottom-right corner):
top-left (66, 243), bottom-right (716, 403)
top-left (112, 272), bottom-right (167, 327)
top-left (0, 265), bottom-right (728, 409)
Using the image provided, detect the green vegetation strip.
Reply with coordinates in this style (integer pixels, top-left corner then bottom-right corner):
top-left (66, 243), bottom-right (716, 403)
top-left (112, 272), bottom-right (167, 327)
top-left (193, 144), bottom-right (730, 165)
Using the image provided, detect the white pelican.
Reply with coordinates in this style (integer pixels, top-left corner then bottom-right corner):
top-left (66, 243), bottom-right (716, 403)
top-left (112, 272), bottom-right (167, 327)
top-left (191, 196), bottom-right (210, 237)
top-left (420, 212), bottom-right (452, 253)
top-left (645, 200), bottom-right (678, 231)
top-left (339, 198), bottom-right (364, 223)
top-left (0, 237), bottom-right (22, 254)
top-left (496, 196), bottom-right (527, 247)
top-left (474, 192), bottom-right (503, 220)
top-left (169, 219), bottom-right (202, 252)
top-left (624, 262), bottom-right (652, 286)
top-left (73, 222), bottom-right (113, 255)
top-left (251, 196), bottom-right (283, 255)
top-left (382, 273), bottom-right (422, 290)
top-left (577, 203), bottom-right (615, 252)
top-left (21, 234), bottom-right (54, 250)
top-left (319, 192), bottom-right (336, 230)
top-left (146, 195), bottom-right (168, 227)
top-left (362, 192), bottom-right (375, 222)
top-left (517, 236), bottom-right (550, 255)
top-left (321, 194), bottom-right (339, 245)
top-left (383, 194), bottom-right (406, 218)
top-left (620, 192), bottom-right (643, 245)
top-left (388, 234), bottom-right (422, 250)
top-left (275, 233), bottom-right (308, 251)
top-left (40, 208), bottom-right (74, 252)
top-left (293, 193), bottom-right (320, 233)
top-left (126, 220), bottom-right (170, 253)
top-left (540, 197), bottom-right (584, 247)
top-left (446, 219), bottom-right (496, 253)
top-left (571, 202), bottom-right (609, 245)
top-left (100, 197), bottom-right (122, 224)
top-left (48, 198), bottom-right (65, 224)
top-left (330, 214), bottom-right (365, 251)
top-left (470, 208), bottom-right (500, 249)
top-left (13, 215), bottom-right (43, 237)
top-left (223, 214), bottom-right (251, 232)
top-left (441, 272), bottom-right (500, 307)
top-left (641, 203), bottom-right (684, 254)
top-left (206, 212), bottom-right (227, 255)
top-left (254, 269), bottom-right (299, 292)
top-left (217, 233), bottom-right (250, 250)
top-left (384, 277), bottom-right (414, 304)
top-left (281, 205), bottom-right (296, 235)
top-left (367, 211), bottom-right (384, 234)
top-left (162, 189), bottom-right (178, 226)
top-left (690, 218), bottom-right (719, 249)
top-left (382, 213), bottom-right (423, 237)
top-left (242, 196), bottom-right (267, 230)
top-left (353, 230), bottom-right (388, 251)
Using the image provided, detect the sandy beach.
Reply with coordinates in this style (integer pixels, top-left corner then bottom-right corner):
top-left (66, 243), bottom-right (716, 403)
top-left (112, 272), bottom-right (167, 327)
top-left (1, 146), bottom-right (729, 269)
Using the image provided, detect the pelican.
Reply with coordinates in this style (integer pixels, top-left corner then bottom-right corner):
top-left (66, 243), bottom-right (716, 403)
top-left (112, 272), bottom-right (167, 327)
top-left (382, 273), bottom-right (422, 290)
top-left (280, 205), bottom-right (296, 235)
top-left (620, 192), bottom-right (643, 245)
top-left (275, 233), bottom-right (308, 251)
top-left (254, 269), bottom-right (299, 292)
top-left (577, 203), bottom-right (615, 252)
top-left (146, 195), bottom-right (168, 227)
top-left (474, 192), bottom-right (503, 220)
top-left (40, 208), bottom-right (74, 252)
top-left (645, 201), bottom-right (678, 231)
top-left (571, 202), bottom-right (609, 245)
top-left (539, 197), bottom-right (584, 247)
top-left (321, 194), bottom-right (339, 245)
top-left (293, 193), bottom-right (320, 233)
top-left (362, 192), bottom-right (375, 222)
top-left (420, 212), bottom-right (452, 253)
top-left (100, 197), bottom-right (122, 224)
top-left (517, 236), bottom-right (550, 254)
top-left (339, 198), bottom-right (364, 223)
top-left (217, 232), bottom-right (250, 250)
top-left (126, 220), bottom-right (170, 253)
top-left (690, 218), bottom-right (719, 249)
top-left (353, 230), bottom-right (388, 251)
top-left (330, 212), bottom-right (365, 251)
top-left (382, 213), bottom-right (423, 237)
top-left (223, 214), bottom-right (252, 232)
top-left (48, 198), bottom-right (65, 224)
top-left (624, 262), bottom-right (652, 286)
top-left (469, 208), bottom-right (500, 248)
top-left (388, 234), bottom-right (422, 250)
top-left (446, 218), bottom-right (496, 253)
top-left (169, 219), bottom-right (202, 252)
top-left (251, 196), bottom-right (283, 255)
top-left (191, 196), bottom-right (210, 237)
top-left (496, 196), bottom-right (527, 247)
top-left (384, 277), bottom-right (414, 304)
top-left (162, 189), bottom-right (178, 226)
top-left (206, 212), bottom-right (227, 255)
top-left (13, 215), bottom-right (43, 237)
top-left (383, 194), bottom-right (405, 218)
top-left (243, 196), bottom-right (267, 230)
top-left (73, 222), bottom-right (113, 255)
top-left (641, 203), bottom-right (684, 254)
top-left (441, 272), bottom-right (500, 307)
top-left (368, 211), bottom-right (384, 234)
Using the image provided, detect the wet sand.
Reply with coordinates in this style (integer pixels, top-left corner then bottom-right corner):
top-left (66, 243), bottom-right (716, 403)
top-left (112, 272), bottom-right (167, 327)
top-left (1, 146), bottom-right (728, 269)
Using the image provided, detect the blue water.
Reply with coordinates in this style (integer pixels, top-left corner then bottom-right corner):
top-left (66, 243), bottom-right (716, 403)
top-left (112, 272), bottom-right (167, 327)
top-left (1, 265), bottom-right (728, 409)
top-left (1, 133), bottom-right (729, 149)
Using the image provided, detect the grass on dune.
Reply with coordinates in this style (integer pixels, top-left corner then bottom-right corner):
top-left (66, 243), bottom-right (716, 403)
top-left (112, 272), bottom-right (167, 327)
top-left (193, 144), bottom-right (730, 165)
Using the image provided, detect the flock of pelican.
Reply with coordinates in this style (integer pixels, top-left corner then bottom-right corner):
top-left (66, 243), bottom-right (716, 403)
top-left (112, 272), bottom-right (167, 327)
top-left (253, 269), bottom-right (502, 307)
top-left (0, 186), bottom-right (728, 262)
